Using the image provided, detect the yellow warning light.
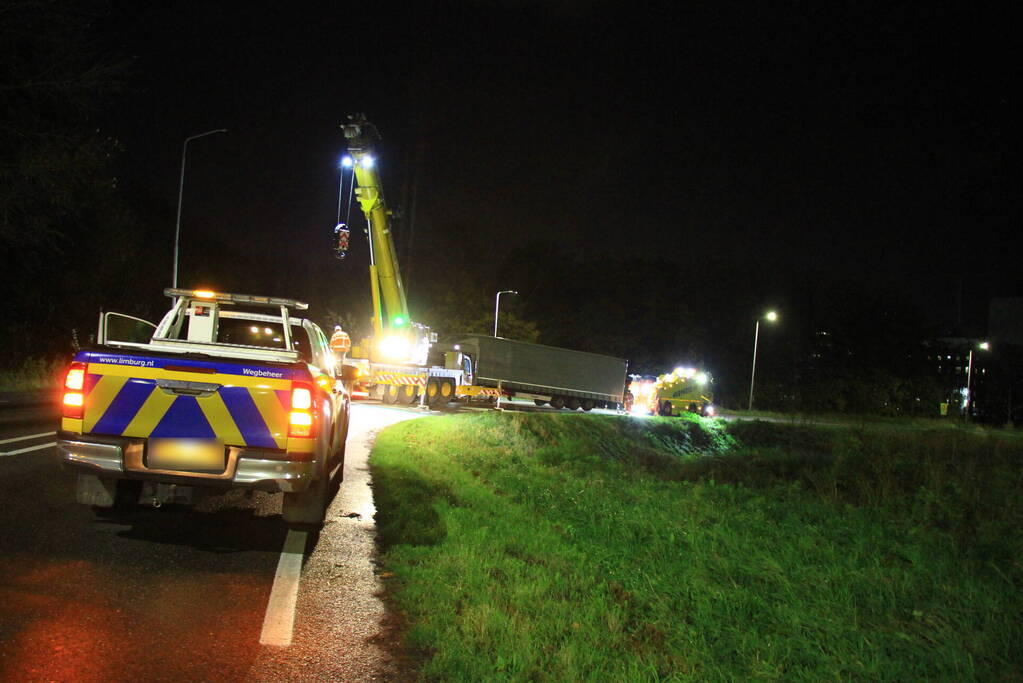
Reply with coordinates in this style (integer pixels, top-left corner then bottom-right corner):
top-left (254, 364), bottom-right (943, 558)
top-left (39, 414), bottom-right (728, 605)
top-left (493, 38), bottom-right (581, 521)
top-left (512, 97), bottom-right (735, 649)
top-left (193, 290), bottom-right (216, 299)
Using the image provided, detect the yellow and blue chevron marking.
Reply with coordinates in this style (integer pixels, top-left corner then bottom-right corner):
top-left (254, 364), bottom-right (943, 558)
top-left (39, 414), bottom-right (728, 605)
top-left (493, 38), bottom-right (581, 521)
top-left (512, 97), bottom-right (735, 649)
top-left (73, 350), bottom-right (310, 450)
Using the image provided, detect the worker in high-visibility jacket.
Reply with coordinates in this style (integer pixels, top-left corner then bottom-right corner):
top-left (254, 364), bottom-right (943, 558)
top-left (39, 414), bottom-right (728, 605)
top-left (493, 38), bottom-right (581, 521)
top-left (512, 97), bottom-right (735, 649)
top-left (329, 324), bottom-right (351, 360)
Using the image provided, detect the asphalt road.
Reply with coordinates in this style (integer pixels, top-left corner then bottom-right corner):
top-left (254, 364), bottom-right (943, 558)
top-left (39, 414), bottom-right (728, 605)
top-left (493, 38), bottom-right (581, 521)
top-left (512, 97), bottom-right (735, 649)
top-left (0, 394), bottom-right (630, 681)
top-left (0, 401), bottom-right (426, 682)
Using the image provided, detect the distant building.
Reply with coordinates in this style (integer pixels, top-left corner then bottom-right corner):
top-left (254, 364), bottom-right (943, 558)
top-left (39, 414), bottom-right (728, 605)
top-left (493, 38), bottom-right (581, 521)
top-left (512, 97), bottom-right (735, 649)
top-left (924, 337), bottom-right (989, 415)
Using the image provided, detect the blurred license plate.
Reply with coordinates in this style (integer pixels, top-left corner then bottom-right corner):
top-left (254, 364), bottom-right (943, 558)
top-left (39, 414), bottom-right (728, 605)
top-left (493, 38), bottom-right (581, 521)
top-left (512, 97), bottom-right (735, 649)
top-left (148, 439), bottom-right (225, 472)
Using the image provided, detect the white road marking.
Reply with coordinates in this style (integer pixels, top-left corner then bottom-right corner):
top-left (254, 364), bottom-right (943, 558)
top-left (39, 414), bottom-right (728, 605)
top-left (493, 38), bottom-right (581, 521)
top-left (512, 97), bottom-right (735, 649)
top-left (259, 528), bottom-right (308, 647)
top-left (0, 431), bottom-right (56, 445)
top-left (1, 441), bottom-right (56, 457)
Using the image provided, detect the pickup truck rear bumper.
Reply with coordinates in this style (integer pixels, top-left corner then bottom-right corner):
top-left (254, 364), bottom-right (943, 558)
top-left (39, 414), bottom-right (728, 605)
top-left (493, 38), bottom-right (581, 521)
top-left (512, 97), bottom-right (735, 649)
top-left (57, 432), bottom-right (315, 493)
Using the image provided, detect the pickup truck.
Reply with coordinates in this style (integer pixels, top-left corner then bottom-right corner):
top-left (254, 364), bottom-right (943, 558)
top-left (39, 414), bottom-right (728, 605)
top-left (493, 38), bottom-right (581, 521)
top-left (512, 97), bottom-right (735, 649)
top-left (57, 288), bottom-right (352, 525)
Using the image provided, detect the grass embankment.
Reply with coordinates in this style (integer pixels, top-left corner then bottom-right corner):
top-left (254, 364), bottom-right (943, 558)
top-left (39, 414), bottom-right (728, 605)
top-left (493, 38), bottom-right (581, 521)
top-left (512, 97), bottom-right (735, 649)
top-left (370, 413), bottom-right (1022, 681)
top-left (0, 357), bottom-right (64, 391)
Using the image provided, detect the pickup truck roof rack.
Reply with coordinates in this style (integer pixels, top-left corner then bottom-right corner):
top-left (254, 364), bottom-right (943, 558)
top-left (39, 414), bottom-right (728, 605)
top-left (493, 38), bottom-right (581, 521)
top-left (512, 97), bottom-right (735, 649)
top-left (163, 288), bottom-right (309, 310)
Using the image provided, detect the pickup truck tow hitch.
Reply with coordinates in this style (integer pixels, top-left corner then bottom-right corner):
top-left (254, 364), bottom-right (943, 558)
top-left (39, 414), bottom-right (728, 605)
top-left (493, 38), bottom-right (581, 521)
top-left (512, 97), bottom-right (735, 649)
top-left (143, 482), bottom-right (195, 508)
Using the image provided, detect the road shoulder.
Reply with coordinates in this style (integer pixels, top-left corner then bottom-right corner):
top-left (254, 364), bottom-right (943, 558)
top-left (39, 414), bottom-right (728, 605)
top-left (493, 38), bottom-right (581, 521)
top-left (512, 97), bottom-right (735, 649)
top-left (246, 405), bottom-right (422, 682)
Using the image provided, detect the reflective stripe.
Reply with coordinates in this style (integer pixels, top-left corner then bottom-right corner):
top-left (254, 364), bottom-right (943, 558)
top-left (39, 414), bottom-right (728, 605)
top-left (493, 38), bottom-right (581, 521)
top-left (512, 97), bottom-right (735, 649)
top-left (83, 363), bottom-right (292, 391)
top-left (150, 396), bottom-right (216, 439)
top-left (249, 389), bottom-right (289, 450)
top-left (79, 357), bottom-right (303, 448)
top-left (220, 387), bottom-right (277, 449)
top-left (78, 351), bottom-right (300, 383)
top-left (374, 373), bottom-right (426, 386)
top-left (457, 386), bottom-right (502, 397)
top-left (329, 331), bottom-right (351, 353)
top-left (91, 379), bottom-right (155, 436)
top-left (196, 392), bottom-right (246, 446)
top-left (122, 387), bottom-right (177, 437)
top-left (84, 375), bottom-right (129, 432)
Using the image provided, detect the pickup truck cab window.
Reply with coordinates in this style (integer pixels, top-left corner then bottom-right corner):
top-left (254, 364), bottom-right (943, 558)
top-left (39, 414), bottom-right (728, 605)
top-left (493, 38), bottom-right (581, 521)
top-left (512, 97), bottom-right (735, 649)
top-left (310, 325), bottom-right (334, 376)
top-left (216, 318), bottom-right (287, 349)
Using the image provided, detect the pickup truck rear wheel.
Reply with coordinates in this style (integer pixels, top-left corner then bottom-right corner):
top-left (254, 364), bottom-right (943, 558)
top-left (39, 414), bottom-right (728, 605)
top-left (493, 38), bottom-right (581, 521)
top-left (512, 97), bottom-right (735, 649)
top-left (284, 425), bottom-right (332, 525)
top-left (283, 475), bottom-right (327, 525)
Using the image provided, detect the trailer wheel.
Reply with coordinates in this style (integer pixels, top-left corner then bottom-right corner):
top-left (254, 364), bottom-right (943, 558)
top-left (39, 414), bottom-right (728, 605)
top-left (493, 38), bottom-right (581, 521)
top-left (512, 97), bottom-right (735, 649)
top-left (400, 383), bottom-right (419, 404)
top-left (565, 397), bottom-right (581, 411)
top-left (439, 379), bottom-right (455, 406)
top-left (549, 396), bottom-right (565, 410)
top-left (382, 384), bottom-right (399, 404)
top-left (582, 399), bottom-right (595, 412)
top-left (427, 379), bottom-right (452, 408)
top-left (533, 399), bottom-right (547, 406)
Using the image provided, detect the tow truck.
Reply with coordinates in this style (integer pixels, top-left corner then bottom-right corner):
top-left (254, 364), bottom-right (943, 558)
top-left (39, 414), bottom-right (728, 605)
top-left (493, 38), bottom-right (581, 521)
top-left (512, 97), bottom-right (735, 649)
top-left (629, 367), bottom-right (715, 417)
top-left (57, 289), bottom-right (353, 525)
top-left (337, 115), bottom-right (626, 410)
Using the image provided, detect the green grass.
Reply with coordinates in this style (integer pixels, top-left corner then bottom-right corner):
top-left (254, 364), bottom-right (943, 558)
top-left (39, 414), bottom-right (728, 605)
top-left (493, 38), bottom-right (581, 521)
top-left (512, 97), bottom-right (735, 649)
top-left (370, 413), bottom-right (1023, 681)
top-left (719, 407), bottom-right (990, 430)
top-left (0, 357), bottom-right (64, 391)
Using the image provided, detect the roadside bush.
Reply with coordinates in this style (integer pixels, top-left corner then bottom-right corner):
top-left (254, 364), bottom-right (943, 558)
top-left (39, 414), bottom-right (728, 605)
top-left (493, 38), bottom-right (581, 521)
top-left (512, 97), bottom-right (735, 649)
top-left (0, 356), bottom-right (65, 390)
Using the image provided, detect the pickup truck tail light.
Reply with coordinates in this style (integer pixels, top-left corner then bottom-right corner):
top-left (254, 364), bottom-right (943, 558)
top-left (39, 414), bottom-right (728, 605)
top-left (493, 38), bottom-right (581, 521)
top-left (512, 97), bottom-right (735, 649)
top-left (62, 362), bottom-right (87, 419)
top-left (288, 382), bottom-right (316, 438)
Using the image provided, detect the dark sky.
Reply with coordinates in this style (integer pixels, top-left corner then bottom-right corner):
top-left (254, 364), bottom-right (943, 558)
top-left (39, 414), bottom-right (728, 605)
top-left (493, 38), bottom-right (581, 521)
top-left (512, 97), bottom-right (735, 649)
top-left (97, 0), bottom-right (1019, 330)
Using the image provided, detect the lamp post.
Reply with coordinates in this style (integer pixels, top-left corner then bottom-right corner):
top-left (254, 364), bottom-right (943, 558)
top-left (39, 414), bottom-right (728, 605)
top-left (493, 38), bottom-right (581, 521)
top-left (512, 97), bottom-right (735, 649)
top-left (173, 128), bottom-right (228, 288)
top-left (748, 310), bottom-right (778, 411)
top-left (494, 290), bottom-right (518, 337)
top-left (964, 341), bottom-right (990, 420)
top-left (337, 155), bottom-right (353, 224)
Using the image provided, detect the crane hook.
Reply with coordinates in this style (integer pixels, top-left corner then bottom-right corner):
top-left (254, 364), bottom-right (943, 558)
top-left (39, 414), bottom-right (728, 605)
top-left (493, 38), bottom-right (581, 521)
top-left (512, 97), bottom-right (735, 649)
top-left (334, 223), bottom-right (350, 260)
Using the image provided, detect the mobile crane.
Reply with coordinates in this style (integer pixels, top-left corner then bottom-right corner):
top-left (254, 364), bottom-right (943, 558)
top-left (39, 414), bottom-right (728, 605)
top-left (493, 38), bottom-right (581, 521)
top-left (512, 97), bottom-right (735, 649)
top-left (338, 115), bottom-right (627, 410)
top-left (342, 115), bottom-right (416, 346)
top-left (339, 115), bottom-right (499, 406)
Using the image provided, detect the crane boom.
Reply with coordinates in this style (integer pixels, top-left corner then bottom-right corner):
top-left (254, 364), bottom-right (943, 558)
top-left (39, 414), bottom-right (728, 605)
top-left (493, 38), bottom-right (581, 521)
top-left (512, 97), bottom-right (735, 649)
top-left (342, 114), bottom-right (409, 337)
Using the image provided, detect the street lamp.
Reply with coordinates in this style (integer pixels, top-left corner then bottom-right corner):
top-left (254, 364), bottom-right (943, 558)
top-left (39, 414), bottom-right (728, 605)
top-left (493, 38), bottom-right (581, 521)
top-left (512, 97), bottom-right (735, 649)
top-left (494, 290), bottom-right (518, 337)
top-left (964, 341), bottom-right (990, 420)
top-left (748, 310), bottom-right (778, 411)
top-left (172, 128), bottom-right (228, 288)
